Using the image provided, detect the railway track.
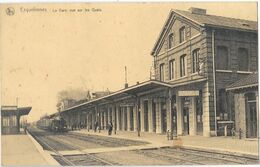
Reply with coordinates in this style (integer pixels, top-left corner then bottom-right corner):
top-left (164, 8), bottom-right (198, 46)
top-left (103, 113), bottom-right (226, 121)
top-left (53, 154), bottom-right (115, 166)
top-left (28, 129), bottom-right (116, 166)
top-left (165, 147), bottom-right (259, 164)
top-left (134, 147), bottom-right (258, 165)
top-left (66, 132), bottom-right (148, 147)
top-left (134, 149), bottom-right (205, 165)
top-left (28, 128), bottom-right (258, 165)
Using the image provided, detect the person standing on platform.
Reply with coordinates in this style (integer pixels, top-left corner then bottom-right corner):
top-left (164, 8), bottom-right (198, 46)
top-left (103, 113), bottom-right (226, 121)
top-left (108, 121), bottom-right (113, 135)
top-left (24, 124), bottom-right (27, 134)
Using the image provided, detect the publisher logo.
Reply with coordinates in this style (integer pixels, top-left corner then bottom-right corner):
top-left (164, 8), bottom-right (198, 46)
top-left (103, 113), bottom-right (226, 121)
top-left (6, 7), bottom-right (15, 16)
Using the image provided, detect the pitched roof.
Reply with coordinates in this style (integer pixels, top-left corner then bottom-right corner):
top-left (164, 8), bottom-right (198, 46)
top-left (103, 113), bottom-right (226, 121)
top-left (151, 9), bottom-right (257, 55)
top-left (226, 73), bottom-right (258, 90)
top-left (174, 9), bottom-right (257, 32)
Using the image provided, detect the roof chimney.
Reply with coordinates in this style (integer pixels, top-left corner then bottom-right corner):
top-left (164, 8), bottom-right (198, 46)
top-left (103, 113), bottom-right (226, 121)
top-left (189, 7), bottom-right (206, 15)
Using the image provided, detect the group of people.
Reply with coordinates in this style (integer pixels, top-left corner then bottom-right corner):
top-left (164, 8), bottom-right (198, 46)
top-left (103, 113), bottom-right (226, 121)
top-left (94, 121), bottom-right (113, 135)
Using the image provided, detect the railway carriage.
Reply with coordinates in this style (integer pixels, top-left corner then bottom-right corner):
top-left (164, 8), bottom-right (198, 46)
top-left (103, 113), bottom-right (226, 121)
top-left (36, 118), bottom-right (51, 130)
top-left (37, 117), bottom-right (68, 132)
top-left (50, 117), bottom-right (68, 132)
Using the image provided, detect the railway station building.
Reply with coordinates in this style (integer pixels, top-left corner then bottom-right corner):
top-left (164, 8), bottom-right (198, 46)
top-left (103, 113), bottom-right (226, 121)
top-left (56, 7), bottom-right (258, 138)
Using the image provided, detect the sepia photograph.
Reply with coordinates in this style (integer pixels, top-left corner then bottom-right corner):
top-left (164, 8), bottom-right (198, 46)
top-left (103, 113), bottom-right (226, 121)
top-left (0, 1), bottom-right (259, 166)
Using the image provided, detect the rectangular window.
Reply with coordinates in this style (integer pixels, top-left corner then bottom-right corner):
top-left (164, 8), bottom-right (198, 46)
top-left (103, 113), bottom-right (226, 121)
top-left (192, 49), bottom-right (200, 73)
top-left (238, 48), bottom-right (249, 71)
top-left (217, 89), bottom-right (228, 121)
top-left (11, 115), bottom-right (17, 126)
top-left (179, 26), bottom-right (185, 43)
top-left (216, 46), bottom-right (229, 70)
top-left (180, 55), bottom-right (186, 77)
top-left (169, 59), bottom-right (175, 80)
top-left (159, 63), bottom-right (164, 81)
top-left (2, 116), bottom-right (9, 127)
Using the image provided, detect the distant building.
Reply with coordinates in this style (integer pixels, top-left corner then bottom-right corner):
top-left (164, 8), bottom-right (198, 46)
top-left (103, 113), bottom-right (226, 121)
top-left (57, 99), bottom-right (77, 111)
top-left (92, 89), bottom-right (110, 99)
top-left (1, 106), bottom-right (31, 135)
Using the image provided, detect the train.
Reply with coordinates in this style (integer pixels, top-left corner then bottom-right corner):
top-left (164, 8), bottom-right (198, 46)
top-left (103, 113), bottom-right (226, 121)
top-left (36, 116), bottom-right (68, 132)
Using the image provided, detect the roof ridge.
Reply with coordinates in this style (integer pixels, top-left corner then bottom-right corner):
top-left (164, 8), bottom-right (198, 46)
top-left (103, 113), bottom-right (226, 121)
top-left (173, 9), bottom-right (257, 23)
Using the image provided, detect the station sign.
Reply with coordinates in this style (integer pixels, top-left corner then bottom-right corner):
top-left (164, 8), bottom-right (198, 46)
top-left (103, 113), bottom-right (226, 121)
top-left (178, 90), bottom-right (199, 97)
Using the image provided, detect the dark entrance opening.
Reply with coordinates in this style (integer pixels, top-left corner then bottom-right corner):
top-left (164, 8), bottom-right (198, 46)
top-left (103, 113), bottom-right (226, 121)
top-left (124, 107), bottom-right (127, 131)
top-left (172, 95), bottom-right (177, 133)
top-left (196, 96), bottom-right (203, 135)
top-left (109, 108), bottom-right (112, 123)
top-left (114, 107), bottom-right (117, 130)
top-left (129, 106), bottom-right (134, 131)
top-left (144, 100), bottom-right (149, 132)
top-left (118, 108), bottom-right (122, 130)
top-left (161, 101), bottom-right (167, 133)
top-left (152, 100), bottom-right (156, 132)
top-left (183, 97), bottom-right (190, 135)
top-left (246, 93), bottom-right (257, 138)
top-left (138, 109), bottom-right (141, 132)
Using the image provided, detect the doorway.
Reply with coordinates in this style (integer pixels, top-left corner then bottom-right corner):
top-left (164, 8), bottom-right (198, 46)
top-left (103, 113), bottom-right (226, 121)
top-left (183, 107), bottom-right (189, 135)
top-left (124, 107), bottom-right (128, 131)
top-left (246, 93), bottom-right (257, 138)
top-left (196, 97), bottom-right (203, 135)
top-left (129, 106), bottom-right (134, 131)
top-left (161, 101), bottom-right (167, 133)
top-left (172, 95), bottom-right (177, 133)
top-left (143, 100), bottom-right (149, 132)
top-left (152, 100), bottom-right (156, 132)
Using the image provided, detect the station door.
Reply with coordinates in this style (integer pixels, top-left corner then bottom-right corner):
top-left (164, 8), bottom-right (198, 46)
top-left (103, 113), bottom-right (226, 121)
top-left (196, 97), bottom-right (203, 135)
top-left (183, 106), bottom-right (189, 135)
top-left (152, 101), bottom-right (156, 132)
top-left (172, 108), bottom-right (177, 133)
top-left (129, 106), bottom-right (134, 131)
top-left (144, 100), bottom-right (149, 132)
top-left (161, 102), bottom-right (167, 133)
top-left (246, 101), bottom-right (257, 138)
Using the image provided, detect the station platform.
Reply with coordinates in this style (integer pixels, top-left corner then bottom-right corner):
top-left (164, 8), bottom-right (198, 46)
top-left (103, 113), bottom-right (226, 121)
top-left (72, 129), bottom-right (259, 158)
top-left (1, 133), bottom-right (59, 166)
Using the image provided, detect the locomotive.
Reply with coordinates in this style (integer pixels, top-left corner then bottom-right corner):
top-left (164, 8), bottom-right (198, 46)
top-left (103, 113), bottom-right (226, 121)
top-left (37, 116), bottom-right (68, 132)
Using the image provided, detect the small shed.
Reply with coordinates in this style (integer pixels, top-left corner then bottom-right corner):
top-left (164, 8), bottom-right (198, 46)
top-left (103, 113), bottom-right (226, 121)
top-left (1, 106), bottom-right (32, 135)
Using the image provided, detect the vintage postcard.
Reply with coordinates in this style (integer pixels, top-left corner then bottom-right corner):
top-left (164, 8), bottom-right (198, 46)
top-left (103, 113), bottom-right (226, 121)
top-left (1, 1), bottom-right (259, 166)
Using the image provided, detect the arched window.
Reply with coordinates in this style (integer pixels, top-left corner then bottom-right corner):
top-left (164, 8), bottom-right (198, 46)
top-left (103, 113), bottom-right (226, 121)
top-left (168, 33), bottom-right (174, 49)
top-left (179, 26), bottom-right (185, 43)
top-left (192, 48), bottom-right (200, 73)
top-left (238, 48), bottom-right (249, 71)
top-left (216, 46), bottom-right (229, 70)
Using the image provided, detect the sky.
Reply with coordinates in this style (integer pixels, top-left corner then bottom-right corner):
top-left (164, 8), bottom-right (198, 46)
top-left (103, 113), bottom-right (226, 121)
top-left (0, 2), bottom-right (257, 122)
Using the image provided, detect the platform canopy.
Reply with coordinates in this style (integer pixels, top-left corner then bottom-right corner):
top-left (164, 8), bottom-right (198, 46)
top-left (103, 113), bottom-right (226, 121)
top-left (61, 80), bottom-right (172, 113)
top-left (18, 107), bottom-right (32, 116)
top-left (1, 106), bottom-right (32, 116)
